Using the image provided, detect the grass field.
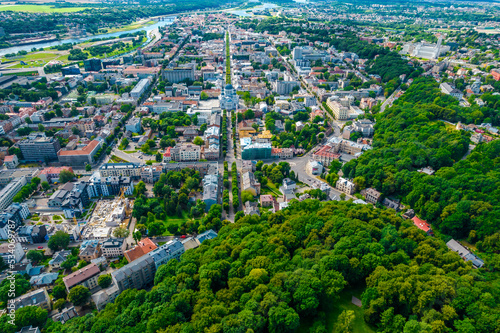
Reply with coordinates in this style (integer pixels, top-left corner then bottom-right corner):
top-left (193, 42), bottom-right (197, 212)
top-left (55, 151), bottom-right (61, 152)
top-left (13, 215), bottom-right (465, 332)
top-left (2, 51), bottom-right (69, 69)
top-left (0, 5), bottom-right (90, 13)
top-left (160, 211), bottom-right (192, 236)
top-left (104, 20), bottom-right (155, 34)
top-left (298, 287), bottom-right (376, 333)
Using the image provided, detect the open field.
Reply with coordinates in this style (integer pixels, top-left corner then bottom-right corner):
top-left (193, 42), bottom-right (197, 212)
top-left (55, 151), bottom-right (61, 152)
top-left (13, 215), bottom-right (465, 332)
top-left (2, 51), bottom-right (69, 68)
top-left (298, 287), bottom-right (376, 333)
top-left (103, 20), bottom-right (155, 34)
top-left (0, 5), bottom-right (90, 13)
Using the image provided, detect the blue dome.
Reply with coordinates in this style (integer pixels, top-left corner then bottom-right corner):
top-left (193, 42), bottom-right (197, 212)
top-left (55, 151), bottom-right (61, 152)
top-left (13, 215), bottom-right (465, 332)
top-left (225, 84), bottom-right (234, 90)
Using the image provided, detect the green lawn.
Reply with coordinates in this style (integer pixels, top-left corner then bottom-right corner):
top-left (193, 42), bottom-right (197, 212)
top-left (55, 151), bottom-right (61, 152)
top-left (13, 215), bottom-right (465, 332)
top-left (110, 155), bottom-right (128, 163)
top-left (159, 211), bottom-right (192, 236)
top-left (264, 180), bottom-right (282, 196)
top-left (0, 5), bottom-right (90, 13)
top-left (300, 287), bottom-right (376, 333)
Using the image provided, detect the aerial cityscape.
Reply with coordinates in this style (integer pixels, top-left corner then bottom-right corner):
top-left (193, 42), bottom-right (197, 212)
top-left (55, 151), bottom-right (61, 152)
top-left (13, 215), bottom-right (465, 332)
top-left (0, 0), bottom-right (499, 332)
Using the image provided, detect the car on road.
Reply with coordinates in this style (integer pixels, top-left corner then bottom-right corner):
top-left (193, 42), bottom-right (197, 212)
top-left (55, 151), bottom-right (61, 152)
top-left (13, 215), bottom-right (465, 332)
top-left (23, 247), bottom-right (28, 250)
top-left (180, 235), bottom-right (187, 239)
top-left (37, 246), bottom-right (43, 249)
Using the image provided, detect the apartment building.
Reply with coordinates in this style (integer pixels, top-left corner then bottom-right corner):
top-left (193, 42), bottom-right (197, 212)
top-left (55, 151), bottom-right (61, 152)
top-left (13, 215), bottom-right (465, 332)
top-left (63, 263), bottom-right (101, 292)
top-left (112, 254), bottom-right (156, 291)
top-left (101, 238), bottom-right (127, 258)
top-left (148, 239), bottom-right (185, 270)
top-left (326, 98), bottom-right (349, 120)
top-left (0, 176), bottom-right (27, 210)
top-left (99, 163), bottom-right (141, 179)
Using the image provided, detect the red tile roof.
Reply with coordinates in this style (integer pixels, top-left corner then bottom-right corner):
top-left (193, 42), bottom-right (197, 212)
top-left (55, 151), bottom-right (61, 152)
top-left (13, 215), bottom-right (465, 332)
top-left (124, 237), bottom-right (157, 262)
top-left (412, 216), bottom-right (431, 233)
top-left (58, 140), bottom-right (100, 156)
top-left (63, 263), bottom-right (100, 289)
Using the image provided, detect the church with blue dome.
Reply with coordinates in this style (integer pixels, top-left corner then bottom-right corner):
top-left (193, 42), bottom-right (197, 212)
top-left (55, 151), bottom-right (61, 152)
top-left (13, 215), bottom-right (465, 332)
top-left (219, 83), bottom-right (239, 110)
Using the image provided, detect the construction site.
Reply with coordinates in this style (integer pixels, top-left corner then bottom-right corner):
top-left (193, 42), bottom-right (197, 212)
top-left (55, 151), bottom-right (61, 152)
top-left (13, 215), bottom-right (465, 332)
top-left (81, 189), bottom-right (133, 240)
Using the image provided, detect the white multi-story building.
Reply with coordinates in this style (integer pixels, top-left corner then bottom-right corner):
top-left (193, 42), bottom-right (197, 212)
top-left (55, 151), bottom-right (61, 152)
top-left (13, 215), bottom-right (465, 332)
top-left (326, 98), bottom-right (349, 120)
top-left (0, 176), bottom-right (27, 210)
top-left (130, 79), bottom-right (150, 99)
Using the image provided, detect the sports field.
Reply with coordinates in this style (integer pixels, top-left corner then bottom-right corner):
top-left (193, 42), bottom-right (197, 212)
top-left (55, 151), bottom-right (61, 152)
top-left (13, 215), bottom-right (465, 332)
top-left (0, 5), bottom-right (89, 13)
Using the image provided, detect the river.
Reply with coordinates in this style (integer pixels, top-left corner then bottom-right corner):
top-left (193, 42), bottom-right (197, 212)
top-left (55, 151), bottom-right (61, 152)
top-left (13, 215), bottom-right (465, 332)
top-left (229, 2), bottom-right (279, 17)
top-left (0, 17), bottom-right (176, 57)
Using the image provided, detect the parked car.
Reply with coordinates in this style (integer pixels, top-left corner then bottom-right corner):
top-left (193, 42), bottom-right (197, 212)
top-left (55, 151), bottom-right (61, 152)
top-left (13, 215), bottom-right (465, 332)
top-left (37, 246), bottom-right (43, 249)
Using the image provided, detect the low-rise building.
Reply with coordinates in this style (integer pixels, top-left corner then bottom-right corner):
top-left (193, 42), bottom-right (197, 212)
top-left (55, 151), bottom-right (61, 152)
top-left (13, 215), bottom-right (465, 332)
top-left (241, 171), bottom-right (260, 196)
top-left (260, 194), bottom-right (274, 207)
top-left (336, 177), bottom-right (356, 195)
top-left (0, 242), bottom-right (24, 263)
top-left (49, 250), bottom-right (71, 270)
top-left (13, 287), bottom-right (51, 311)
top-left (446, 239), bottom-right (484, 268)
top-left (411, 216), bottom-right (432, 236)
top-left (4, 155), bottom-right (19, 169)
top-left (79, 240), bottom-right (101, 262)
top-left (364, 188), bottom-right (381, 204)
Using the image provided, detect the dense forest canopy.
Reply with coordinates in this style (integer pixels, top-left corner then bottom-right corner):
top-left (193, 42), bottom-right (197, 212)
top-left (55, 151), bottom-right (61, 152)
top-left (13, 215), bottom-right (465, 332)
top-left (343, 76), bottom-right (500, 244)
top-left (1, 200), bottom-right (497, 332)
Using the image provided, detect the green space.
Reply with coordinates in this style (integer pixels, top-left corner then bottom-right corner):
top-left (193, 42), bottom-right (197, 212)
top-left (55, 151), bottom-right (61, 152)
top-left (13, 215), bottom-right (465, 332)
top-left (0, 5), bottom-right (90, 13)
top-left (123, 150), bottom-right (139, 154)
top-left (103, 20), bottom-right (155, 34)
top-left (110, 155), bottom-right (128, 163)
top-left (18, 163), bottom-right (42, 168)
top-left (160, 211), bottom-right (192, 236)
top-left (327, 288), bottom-right (376, 333)
top-left (52, 215), bottom-right (62, 221)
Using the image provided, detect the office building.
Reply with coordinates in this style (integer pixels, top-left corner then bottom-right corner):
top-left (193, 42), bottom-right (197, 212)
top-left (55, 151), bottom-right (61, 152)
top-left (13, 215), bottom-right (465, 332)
top-left (61, 65), bottom-right (81, 76)
top-left (57, 140), bottom-right (102, 166)
top-left (125, 117), bottom-right (142, 133)
top-left (242, 143), bottom-right (272, 160)
top-left (163, 67), bottom-right (195, 83)
top-left (18, 133), bottom-right (61, 162)
top-left (84, 58), bottom-right (102, 72)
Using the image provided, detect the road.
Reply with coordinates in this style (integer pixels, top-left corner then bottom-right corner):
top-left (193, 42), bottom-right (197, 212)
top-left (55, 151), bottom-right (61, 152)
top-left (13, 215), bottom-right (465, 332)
top-left (0, 66), bottom-right (45, 76)
top-left (380, 88), bottom-right (400, 112)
